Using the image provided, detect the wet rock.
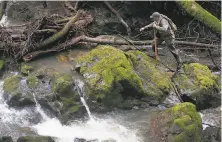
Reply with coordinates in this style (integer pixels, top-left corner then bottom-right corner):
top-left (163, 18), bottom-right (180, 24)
top-left (75, 45), bottom-right (172, 109)
top-left (17, 136), bottom-right (55, 142)
top-left (174, 63), bottom-right (220, 110)
top-left (0, 136), bottom-right (13, 142)
top-left (201, 127), bottom-right (221, 142)
top-left (200, 107), bottom-right (221, 129)
top-left (149, 102), bottom-right (202, 142)
top-left (3, 75), bottom-right (35, 107)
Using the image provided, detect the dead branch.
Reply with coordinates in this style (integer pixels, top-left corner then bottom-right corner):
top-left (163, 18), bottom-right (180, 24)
top-left (64, 1), bottom-right (76, 12)
top-left (104, 1), bottom-right (131, 36)
top-left (34, 10), bottom-right (82, 50)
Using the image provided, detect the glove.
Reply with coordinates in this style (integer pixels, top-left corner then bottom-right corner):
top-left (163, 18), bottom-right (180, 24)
top-left (140, 27), bottom-right (145, 32)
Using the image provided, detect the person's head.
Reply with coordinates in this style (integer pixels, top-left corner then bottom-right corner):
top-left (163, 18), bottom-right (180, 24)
top-left (150, 12), bottom-right (161, 22)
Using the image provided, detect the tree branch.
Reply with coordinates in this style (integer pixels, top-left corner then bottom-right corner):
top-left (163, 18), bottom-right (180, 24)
top-left (104, 1), bottom-right (131, 36)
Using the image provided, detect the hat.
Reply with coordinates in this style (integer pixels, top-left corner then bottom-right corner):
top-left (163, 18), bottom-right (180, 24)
top-left (150, 12), bottom-right (161, 18)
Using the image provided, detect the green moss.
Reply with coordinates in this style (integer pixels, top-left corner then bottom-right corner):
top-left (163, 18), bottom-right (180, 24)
top-left (67, 104), bottom-right (81, 114)
top-left (3, 75), bottom-right (22, 94)
top-left (126, 50), bottom-right (172, 97)
top-left (177, 1), bottom-right (221, 33)
top-left (0, 59), bottom-right (4, 70)
top-left (183, 63), bottom-right (219, 89)
top-left (21, 64), bottom-right (33, 75)
top-left (170, 103), bottom-right (202, 142)
top-left (77, 45), bottom-right (145, 98)
top-left (52, 73), bottom-right (73, 96)
top-left (27, 74), bottom-right (39, 88)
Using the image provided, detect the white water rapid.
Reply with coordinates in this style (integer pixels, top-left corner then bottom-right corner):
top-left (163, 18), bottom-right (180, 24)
top-left (33, 79), bottom-right (141, 142)
top-left (0, 78), bottom-right (142, 142)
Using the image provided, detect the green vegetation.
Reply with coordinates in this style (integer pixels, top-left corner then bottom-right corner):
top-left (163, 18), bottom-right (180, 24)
top-left (3, 75), bottom-right (22, 94)
top-left (21, 64), bottom-right (33, 75)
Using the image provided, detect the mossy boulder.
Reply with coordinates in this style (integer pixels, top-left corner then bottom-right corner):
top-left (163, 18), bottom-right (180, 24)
top-left (51, 73), bottom-right (73, 97)
top-left (3, 75), bottom-right (35, 107)
top-left (21, 64), bottom-right (33, 75)
top-left (17, 136), bottom-right (54, 142)
top-left (174, 63), bottom-right (220, 110)
top-left (27, 74), bottom-right (39, 88)
top-left (149, 102), bottom-right (202, 142)
top-left (3, 75), bottom-right (22, 95)
top-left (76, 45), bottom-right (172, 108)
top-left (126, 50), bottom-right (172, 100)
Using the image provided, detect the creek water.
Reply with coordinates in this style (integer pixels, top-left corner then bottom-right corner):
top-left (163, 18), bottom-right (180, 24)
top-left (0, 77), bottom-right (152, 142)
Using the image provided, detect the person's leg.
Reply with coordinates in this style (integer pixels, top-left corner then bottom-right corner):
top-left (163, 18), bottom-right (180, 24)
top-left (165, 38), bottom-right (182, 70)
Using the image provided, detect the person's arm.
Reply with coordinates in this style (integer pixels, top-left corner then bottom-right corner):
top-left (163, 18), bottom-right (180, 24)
top-left (153, 19), bottom-right (169, 32)
top-left (140, 22), bottom-right (154, 31)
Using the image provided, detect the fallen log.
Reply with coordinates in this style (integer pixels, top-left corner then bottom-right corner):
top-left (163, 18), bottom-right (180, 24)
top-left (23, 35), bottom-right (220, 62)
top-left (176, 0), bottom-right (221, 36)
top-left (34, 10), bottom-right (82, 50)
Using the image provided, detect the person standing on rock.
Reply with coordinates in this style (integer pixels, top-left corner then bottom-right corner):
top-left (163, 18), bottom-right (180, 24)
top-left (140, 12), bottom-right (182, 76)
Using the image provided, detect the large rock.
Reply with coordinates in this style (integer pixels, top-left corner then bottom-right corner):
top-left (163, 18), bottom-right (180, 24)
top-left (3, 74), bottom-right (35, 107)
top-left (17, 136), bottom-right (54, 142)
top-left (149, 102), bottom-right (202, 142)
top-left (75, 45), bottom-right (172, 108)
top-left (174, 63), bottom-right (220, 110)
top-left (2, 67), bottom-right (86, 123)
top-left (201, 127), bottom-right (221, 142)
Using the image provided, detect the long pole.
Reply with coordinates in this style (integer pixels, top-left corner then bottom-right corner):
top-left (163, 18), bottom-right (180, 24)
top-left (154, 29), bottom-right (158, 66)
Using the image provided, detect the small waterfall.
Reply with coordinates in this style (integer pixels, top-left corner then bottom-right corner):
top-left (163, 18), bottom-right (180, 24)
top-left (32, 93), bottom-right (50, 121)
top-left (0, 76), bottom-right (142, 142)
top-left (74, 79), bottom-right (93, 120)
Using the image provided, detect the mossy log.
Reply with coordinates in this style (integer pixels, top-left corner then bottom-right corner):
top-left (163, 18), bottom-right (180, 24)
top-left (34, 10), bottom-right (82, 50)
top-left (176, 0), bottom-right (221, 35)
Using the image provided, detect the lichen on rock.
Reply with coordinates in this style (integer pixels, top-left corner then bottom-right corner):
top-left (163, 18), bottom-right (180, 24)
top-left (149, 102), bottom-right (202, 142)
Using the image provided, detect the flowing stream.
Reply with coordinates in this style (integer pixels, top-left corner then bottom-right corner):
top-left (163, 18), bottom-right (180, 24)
top-left (33, 79), bottom-right (142, 142)
top-left (0, 77), bottom-right (145, 142)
